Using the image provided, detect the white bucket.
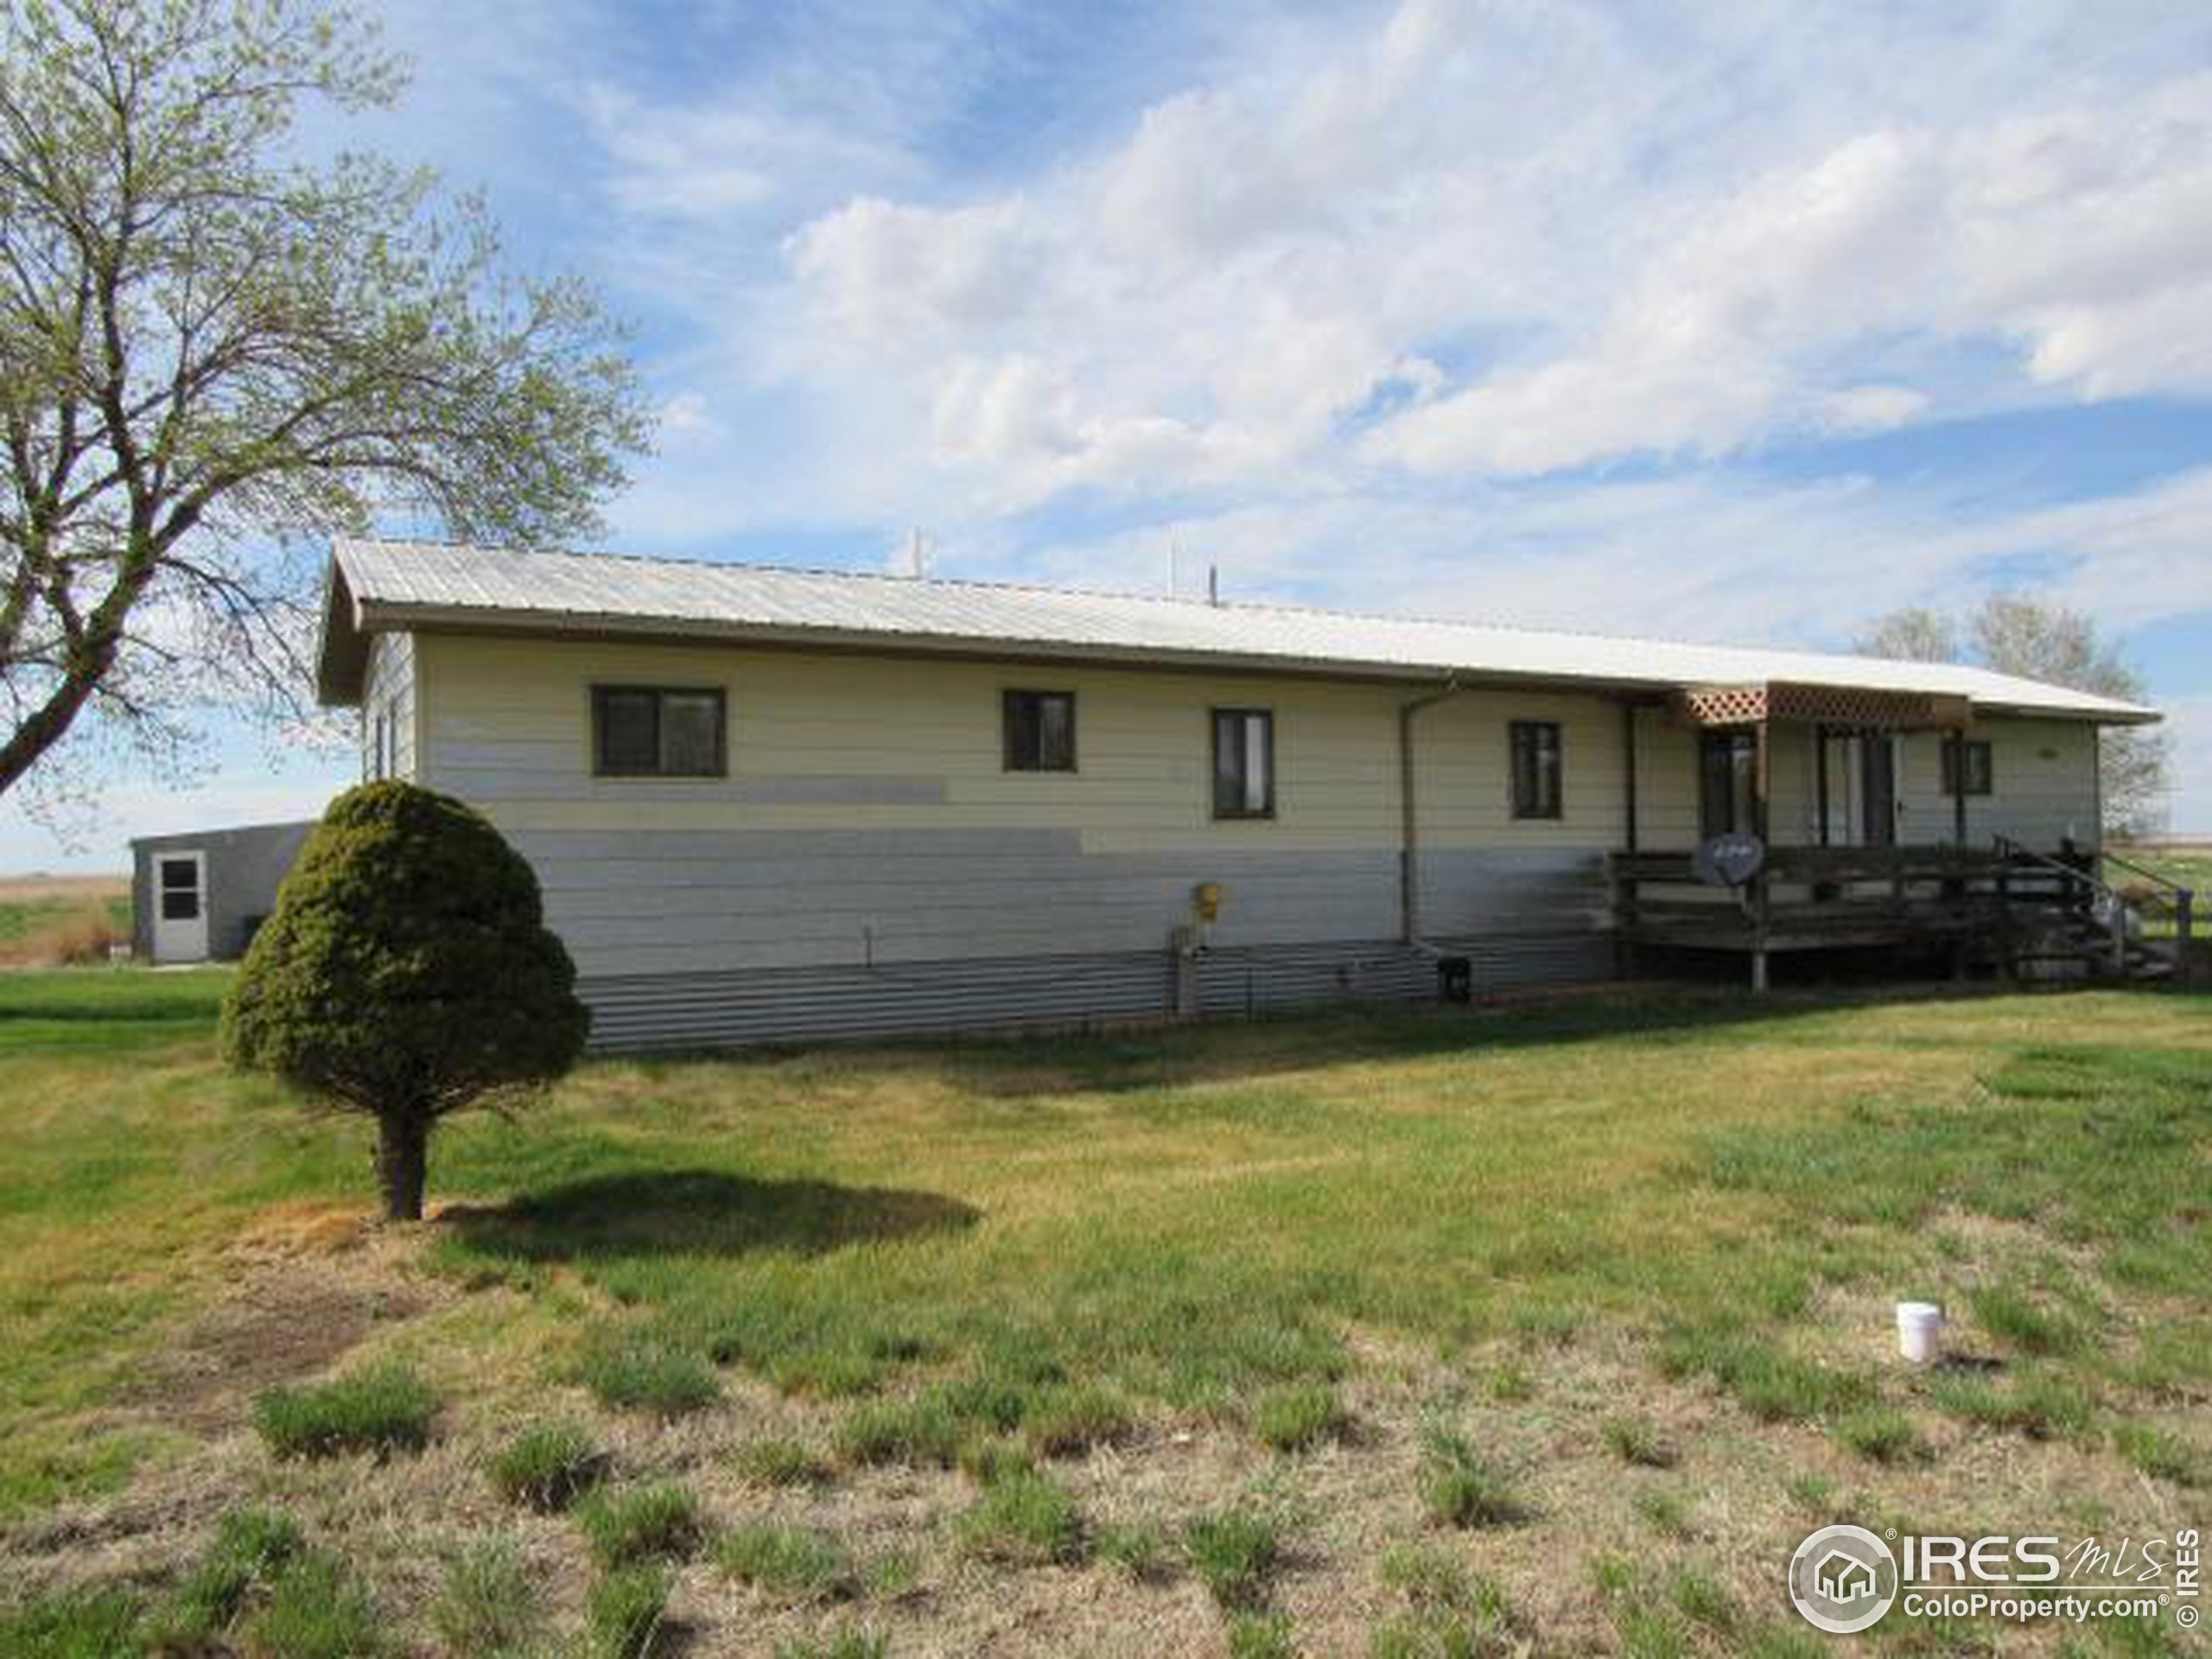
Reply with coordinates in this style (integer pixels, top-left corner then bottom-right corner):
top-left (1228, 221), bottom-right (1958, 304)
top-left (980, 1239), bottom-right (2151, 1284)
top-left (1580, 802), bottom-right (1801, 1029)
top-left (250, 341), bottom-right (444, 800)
top-left (1896, 1301), bottom-right (1945, 1364)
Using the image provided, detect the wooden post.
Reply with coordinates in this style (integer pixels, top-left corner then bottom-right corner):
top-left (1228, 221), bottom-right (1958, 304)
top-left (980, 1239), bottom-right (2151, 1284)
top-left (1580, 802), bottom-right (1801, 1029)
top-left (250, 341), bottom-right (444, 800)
top-left (1815, 722), bottom-right (1830, 848)
top-left (1617, 702), bottom-right (1640, 982)
top-left (1623, 702), bottom-right (1640, 854)
top-left (1950, 730), bottom-right (1968, 848)
top-left (2178, 890), bottom-right (2195, 982)
top-left (1751, 719), bottom-right (1770, 995)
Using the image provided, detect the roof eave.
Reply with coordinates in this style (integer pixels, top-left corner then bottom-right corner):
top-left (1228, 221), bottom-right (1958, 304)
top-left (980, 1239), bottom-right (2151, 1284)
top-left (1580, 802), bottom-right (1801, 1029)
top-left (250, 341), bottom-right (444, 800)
top-left (315, 556), bottom-right (369, 706)
top-left (353, 599), bottom-right (2158, 723)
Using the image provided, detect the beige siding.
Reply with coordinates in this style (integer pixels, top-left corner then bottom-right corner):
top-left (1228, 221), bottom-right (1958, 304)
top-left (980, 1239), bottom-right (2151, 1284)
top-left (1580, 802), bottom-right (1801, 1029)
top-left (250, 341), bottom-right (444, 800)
top-left (413, 634), bottom-right (1632, 853)
top-left (407, 632), bottom-right (1629, 976)
top-left (359, 631), bottom-right (418, 782)
top-left (397, 629), bottom-right (2105, 982)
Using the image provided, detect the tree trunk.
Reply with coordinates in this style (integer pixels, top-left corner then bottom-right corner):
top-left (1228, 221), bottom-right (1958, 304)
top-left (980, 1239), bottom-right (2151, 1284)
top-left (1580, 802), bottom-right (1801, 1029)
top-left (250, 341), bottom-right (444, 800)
top-left (375, 1112), bottom-right (430, 1222)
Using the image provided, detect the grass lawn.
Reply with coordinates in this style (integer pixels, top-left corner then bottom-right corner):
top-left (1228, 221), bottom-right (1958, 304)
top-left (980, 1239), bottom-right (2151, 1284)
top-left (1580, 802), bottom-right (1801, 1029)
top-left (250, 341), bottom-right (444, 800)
top-left (0, 969), bottom-right (2205, 1656)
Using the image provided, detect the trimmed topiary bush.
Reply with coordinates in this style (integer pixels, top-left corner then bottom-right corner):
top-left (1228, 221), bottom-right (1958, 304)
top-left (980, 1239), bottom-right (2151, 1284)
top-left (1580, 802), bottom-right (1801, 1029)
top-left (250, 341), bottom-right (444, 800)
top-left (222, 781), bottom-right (589, 1220)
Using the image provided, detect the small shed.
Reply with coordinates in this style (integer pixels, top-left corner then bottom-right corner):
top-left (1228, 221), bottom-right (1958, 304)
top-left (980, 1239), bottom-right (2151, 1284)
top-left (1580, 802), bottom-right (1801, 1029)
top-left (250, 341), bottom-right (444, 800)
top-left (130, 820), bottom-right (316, 963)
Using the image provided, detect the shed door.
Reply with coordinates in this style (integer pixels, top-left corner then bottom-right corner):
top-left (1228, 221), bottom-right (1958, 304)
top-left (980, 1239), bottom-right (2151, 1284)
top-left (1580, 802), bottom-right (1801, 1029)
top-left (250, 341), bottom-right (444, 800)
top-left (152, 851), bottom-right (209, 963)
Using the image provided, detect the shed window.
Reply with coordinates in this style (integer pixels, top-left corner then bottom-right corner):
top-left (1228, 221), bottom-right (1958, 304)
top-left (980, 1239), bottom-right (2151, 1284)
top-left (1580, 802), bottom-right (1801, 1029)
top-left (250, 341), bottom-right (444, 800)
top-left (1002, 690), bottom-right (1076, 772)
top-left (1699, 731), bottom-right (1758, 838)
top-left (1942, 737), bottom-right (1993, 797)
top-left (1212, 709), bottom-right (1274, 819)
top-left (158, 857), bottom-right (200, 922)
top-left (592, 686), bottom-right (727, 778)
top-left (1509, 721), bottom-right (1562, 819)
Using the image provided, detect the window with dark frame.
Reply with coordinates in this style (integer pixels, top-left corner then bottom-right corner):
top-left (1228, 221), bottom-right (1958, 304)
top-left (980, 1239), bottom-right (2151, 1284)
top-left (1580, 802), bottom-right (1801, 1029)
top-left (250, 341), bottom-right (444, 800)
top-left (1942, 736), bottom-right (1993, 797)
top-left (1699, 730), bottom-right (1758, 838)
top-left (1211, 708), bottom-right (1275, 819)
top-left (1509, 720), bottom-right (1563, 819)
top-left (158, 857), bottom-right (200, 922)
top-left (1002, 690), bottom-right (1077, 772)
top-left (592, 685), bottom-right (727, 778)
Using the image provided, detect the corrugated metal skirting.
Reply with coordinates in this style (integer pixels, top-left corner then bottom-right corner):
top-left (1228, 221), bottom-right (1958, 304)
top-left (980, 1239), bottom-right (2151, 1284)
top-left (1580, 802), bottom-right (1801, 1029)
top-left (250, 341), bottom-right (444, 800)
top-left (580, 931), bottom-right (1612, 1052)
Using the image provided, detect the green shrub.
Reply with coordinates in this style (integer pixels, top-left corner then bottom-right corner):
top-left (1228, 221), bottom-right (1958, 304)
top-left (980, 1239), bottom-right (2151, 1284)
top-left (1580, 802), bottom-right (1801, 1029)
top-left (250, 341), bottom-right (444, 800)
top-left (1255, 1382), bottom-right (1350, 1453)
top-left (733, 1435), bottom-right (830, 1488)
top-left (773, 1629), bottom-right (888, 1659)
top-left (957, 1471), bottom-right (1084, 1565)
top-left (1184, 1507), bottom-right (1284, 1611)
top-left (0, 1586), bottom-right (143, 1659)
top-left (575, 1332), bottom-right (720, 1416)
top-left (1024, 1381), bottom-right (1135, 1457)
top-left (162, 1508), bottom-right (305, 1642)
top-left (1227, 1612), bottom-right (1297, 1659)
top-left (587, 1566), bottom-right (670, 1659)
top-left (255, 1363), bottom-right (436, 1459)
top-left (222, 781), bottom-right (589, 1221)
top-left (1096, 1517), bottom-right (1173, 1581)
top-left (578, 1484), bottom-right (706, 1569)
top-left (718, 1522), bottom-right (859, 1603)
top-left (1418, 1428), bottom-right (1521, 1529)
top-left (1833, 1406), bottom-right (1929, 1465)
top-left (1372, 1544), bottom-right (1517, 1658)
top-left (235, 1552), bottom-right (385, 1659)
top-left (837, 1395), bottom-right (963, 1468)
top-left (490, 1421), bottom-right (604, 1510)
top-left (1970, 1284), bottom-right (2087, 1357)
top-left (1669, 1569), bottom-right (1735, 1630)
top-left (432, 1539), bottom-right (542, 1658)
top-left (1927, 1370), bottom-right (2092, 1440)
top-left (1632, 1487), bottom-right (1694, 1539)
top-left (1601, 1417), bottom-right (1675, 1468)
top-left (2113, 1422), bottom-right (2205, 1487)
top-left (955, 1435), bottom-right (1036, 1486)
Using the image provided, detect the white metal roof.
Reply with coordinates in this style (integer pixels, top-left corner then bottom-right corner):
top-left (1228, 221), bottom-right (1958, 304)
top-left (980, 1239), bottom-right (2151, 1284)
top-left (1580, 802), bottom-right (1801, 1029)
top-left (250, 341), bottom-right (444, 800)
top-left (319, 537), bottom-right (2158, 723)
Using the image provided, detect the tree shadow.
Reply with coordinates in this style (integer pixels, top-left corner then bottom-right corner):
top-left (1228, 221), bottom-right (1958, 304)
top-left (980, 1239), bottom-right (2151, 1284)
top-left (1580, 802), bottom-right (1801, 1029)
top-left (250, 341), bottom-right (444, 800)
top-left (440, 1168), bottom-right (980, 1263)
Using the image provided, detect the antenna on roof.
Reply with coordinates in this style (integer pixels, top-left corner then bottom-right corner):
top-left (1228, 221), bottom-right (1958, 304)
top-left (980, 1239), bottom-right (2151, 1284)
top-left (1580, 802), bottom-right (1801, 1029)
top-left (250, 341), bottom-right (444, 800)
top-left (1208, 563), bottom-right (1220, 607)
top-left (1168, 540), bottom-right (1180, 597)
top-left (905, 527), bottom-right (932, 580)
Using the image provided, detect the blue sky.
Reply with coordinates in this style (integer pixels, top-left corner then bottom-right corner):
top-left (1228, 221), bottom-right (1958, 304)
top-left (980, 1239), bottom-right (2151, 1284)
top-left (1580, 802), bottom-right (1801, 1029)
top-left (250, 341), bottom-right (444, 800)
top-left (6, 0), bottom-right (2212, 868)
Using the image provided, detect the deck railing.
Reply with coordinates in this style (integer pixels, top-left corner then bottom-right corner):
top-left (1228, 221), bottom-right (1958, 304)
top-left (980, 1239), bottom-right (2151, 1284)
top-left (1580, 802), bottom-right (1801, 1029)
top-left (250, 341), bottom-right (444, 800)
top-left (1609, 840), bottom-right (2191, 983)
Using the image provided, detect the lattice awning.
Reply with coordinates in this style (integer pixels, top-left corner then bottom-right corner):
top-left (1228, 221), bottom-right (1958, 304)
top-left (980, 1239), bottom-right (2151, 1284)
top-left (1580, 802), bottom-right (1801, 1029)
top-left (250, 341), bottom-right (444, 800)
top-left (1675, 681), bottom-right (1972, 729)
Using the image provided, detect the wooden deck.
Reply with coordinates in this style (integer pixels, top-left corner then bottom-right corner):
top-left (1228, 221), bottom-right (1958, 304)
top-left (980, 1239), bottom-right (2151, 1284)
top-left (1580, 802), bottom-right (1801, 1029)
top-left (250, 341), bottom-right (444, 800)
top-left (1607, 843), bottom-right (2187, 988)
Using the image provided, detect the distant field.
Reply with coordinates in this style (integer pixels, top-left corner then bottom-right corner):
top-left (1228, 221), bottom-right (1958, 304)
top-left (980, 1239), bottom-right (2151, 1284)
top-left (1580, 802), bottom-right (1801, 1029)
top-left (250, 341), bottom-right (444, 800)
top-left (0, 876), bottom-right (130, 967)
top-left (2109, 844), bottom-right (2210, 943)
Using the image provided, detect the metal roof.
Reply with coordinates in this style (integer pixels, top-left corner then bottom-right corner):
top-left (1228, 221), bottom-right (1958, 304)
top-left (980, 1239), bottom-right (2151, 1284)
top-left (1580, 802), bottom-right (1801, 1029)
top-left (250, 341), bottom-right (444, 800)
top-left (318, 537), bottom-right (2158, 723)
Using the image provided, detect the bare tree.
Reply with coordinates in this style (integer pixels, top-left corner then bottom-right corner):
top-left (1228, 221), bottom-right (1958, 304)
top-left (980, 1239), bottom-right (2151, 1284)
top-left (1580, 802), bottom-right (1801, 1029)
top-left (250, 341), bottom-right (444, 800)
top-left (0, 0), bottom-right (651, 809)
top-left (1852, 607), bottom-right (1959, 664)
top-left (1855, 594), bottom-right (2170, 836)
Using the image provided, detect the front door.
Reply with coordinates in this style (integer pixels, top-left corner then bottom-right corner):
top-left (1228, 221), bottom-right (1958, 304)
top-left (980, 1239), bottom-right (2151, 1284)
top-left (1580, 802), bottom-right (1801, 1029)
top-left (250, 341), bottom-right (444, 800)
top-left (152, 851), bottom-right (209, 962)
top-left (1822, 733), bottom-right (1900, 847)
top-left (1860, 736), bottom-right (1897, 848)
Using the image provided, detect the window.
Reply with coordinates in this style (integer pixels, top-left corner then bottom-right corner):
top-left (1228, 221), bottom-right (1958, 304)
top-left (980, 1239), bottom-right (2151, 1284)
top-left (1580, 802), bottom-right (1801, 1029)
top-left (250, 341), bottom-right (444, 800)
top-left (1699, 730), bottom-right (1758, 838)
top-left (592, 686), bottom-right (727, 778)
top-left (1509, 721), bottom-right (1562, 819)
top-left (1211, 708), bottom-right (1274, 819)
top-left (1002, 690), bottom-right (1077, 772)
top-left (158, 857), bottom-right (200, 922)
top-left (1942, 736), bottom-right (1993, 797)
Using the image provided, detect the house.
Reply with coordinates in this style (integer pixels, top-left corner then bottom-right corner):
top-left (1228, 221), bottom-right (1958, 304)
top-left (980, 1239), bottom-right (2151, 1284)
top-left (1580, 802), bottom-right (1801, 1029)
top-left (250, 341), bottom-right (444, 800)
top-left (1815, 1550), bottom-right (1878, 1604)
top-left (314, 537), bottom-right (2167, 1051)
top-left (131, 820), bottom-right (317, 964)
